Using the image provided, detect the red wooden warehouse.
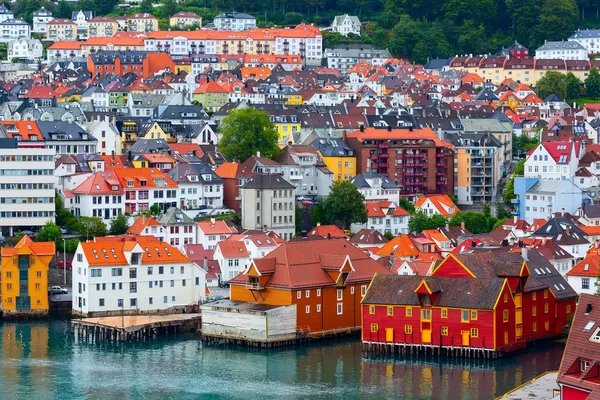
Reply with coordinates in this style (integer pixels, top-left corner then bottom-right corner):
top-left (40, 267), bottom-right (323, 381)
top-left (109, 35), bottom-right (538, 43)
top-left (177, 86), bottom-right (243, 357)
top-left (361, 249), bottom-right (576, 357)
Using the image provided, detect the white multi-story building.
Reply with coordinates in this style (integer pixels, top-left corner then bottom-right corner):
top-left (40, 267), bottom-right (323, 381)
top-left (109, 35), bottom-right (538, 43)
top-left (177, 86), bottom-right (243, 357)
top-left (0, 18), bottom-right (30, 43)
top-left (535, 40), bottom-right (588, 60)
top-left (330, 14), bottom-right (360, 37)
top-left (72, 235), bottom-right (206, 316)
top-left (524, 141), bottom-right (582, 180)
top-left (71, 10), bottom-right (92, 37)
top-left (33, 8), bottom-right (53, 35)
top-left (7, 38), bottom-right (43, 61)
top-left (277, 145), bottom-right (332, 197)
top-left (197, 219), bottom-right (237, 250)
top-left (351, 200), bottom-right (409, 234)
top-left (166, 163), bottom-right (224, 210)
top-left (0, 5), bottom-right (14, 24)
top-left (213, 12), bottom-right (256, 31)
top-left (128, 209), bottom-right (197, 249)
top-left (569, 30), bottom-right (600, 55)
top-left (351, 172), bottom-right (400, 203)
top-left (0, 140), bottom-right (55, 236)
top-left (71, 171), bottom-right (125, 223)
top-left (523, 179), bottom-right (584, 222)
top-left (240, 174), bottom-right (296, 241)
top-left (214, 241), bottom-right (251, 281)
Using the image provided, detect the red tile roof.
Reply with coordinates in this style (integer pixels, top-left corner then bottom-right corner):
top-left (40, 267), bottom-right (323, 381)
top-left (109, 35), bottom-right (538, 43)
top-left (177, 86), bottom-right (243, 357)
top-left (230, 240), bottom-right (390, 289)
top-left (197, 219), bottom-right (237, 235)
top-left (567, 255), bottom-right (600, 277)
top-left (127, 216), bottom-right (161, 235)
top-left (82, 235), bottom-right (189, 266)
top-left (217, 241), bottom-right (249, 258)
top-left (307, 225), bottom-right (347, 239)
top-left (72, 171), bottom-right (124, 195)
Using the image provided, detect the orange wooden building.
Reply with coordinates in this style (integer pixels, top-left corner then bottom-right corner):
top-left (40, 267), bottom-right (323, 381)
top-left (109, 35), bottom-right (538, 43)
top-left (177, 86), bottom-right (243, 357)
top-left (228, 239), bottom-right (390, 334)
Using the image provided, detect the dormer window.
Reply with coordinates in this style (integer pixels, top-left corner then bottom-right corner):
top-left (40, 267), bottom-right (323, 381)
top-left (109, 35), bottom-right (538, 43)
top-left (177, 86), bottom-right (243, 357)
top-left (131, 253), bottom-right (140, 265)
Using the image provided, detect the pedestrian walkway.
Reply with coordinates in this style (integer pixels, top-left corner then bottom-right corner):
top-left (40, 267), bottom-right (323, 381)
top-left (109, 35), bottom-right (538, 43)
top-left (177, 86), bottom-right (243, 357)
top-left (499, 371), bottom-right (559, 399)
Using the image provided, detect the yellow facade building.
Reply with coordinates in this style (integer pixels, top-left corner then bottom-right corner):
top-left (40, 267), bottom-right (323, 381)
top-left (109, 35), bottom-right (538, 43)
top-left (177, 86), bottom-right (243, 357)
top-left (312, 138), bottom-right (357, 181)
top-left (126, 13), bottom-right (158, 32)
top-left (1, 236), bottom-right (55, 316)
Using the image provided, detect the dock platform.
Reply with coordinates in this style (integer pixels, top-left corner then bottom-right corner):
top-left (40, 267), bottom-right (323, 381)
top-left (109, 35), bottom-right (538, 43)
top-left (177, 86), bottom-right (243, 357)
top-left (497, 371), bottom-right (559, 399)
top-left (71, 314), bottom-right (202, 342)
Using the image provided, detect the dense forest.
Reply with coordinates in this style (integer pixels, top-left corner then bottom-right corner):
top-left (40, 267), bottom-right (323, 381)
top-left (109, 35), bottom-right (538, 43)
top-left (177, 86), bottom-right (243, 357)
top-left (9, 0), bottom-right (600, 63)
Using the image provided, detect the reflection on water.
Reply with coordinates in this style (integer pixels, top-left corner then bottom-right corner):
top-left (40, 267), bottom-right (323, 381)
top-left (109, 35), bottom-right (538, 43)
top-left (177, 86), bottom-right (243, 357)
top-left (0, 320), bottom-right (564, 399)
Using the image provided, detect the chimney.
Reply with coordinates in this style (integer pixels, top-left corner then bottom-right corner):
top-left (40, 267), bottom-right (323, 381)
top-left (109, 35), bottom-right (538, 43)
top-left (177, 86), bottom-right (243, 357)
top-left (513, 216), bottom-right (517, 223)
top-left (128, 150), bottom-right (132, 162)
top-left (595, 240), bottom-right (599, 249)
top-left (360, 125), bottom-right (365, 132)
top-left (327, 232), bottom-right (331, 240)
top-left (142, 214), bottom-right (146, 224)
top-left (342, 130), bottom-right (347, 143)
top-left (542, 237), bottom-right (547, 245)
top-left (263, 224), bottom-right (267, 232)
top-left (522, 247), bottom-right (528, 261)
top-left (445, 223), bottom-right (449, 230)
top-left (203, 256), bottom-right (208, 270)
top-left (317, 222), bottom-right (321, 226)
top-left (586, 304), bottom-right (594, 315)
top-left (460, 221), bottom-right (465, 230)
top-left (257, 151), bottom-right (260, 157)
top-left (210, 217), bottom-right (215, 225)
top-left (566, 225), bottom-right (571, 234)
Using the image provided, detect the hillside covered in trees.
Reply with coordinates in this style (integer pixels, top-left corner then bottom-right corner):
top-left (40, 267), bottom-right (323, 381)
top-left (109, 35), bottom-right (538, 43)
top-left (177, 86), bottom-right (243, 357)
top-left (9, 0), bottom-right (600, 63)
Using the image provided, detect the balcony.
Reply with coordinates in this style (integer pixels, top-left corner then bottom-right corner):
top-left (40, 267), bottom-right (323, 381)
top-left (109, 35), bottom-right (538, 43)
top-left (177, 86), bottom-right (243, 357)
top-left (288, 174), bottom-right (303, 180)
top-left (377, 162), bottom-right (389, 168)
top-left (245, 282), bottom-right (264, 290)
top-left (436, 162), bottom-right (446, 168)
top-left (405, 153), bottom-right (415, 158)
top-left (378, 143), bottom-right (389, 150)
top-left (378, 152), bottom-right (389, 159)
top-left (436, 172), bottom-right (445, 177)
top-left (404, 172), bottom-right (415, 177)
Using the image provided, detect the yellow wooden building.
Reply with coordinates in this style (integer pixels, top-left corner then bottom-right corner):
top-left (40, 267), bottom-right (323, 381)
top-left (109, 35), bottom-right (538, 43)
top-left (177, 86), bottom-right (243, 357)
top-left (1, 236), bottom-right (55, 316)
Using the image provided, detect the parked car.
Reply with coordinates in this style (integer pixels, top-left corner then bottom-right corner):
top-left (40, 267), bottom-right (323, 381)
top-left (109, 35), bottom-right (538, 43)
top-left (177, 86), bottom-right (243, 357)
top-left (56, 260), bottom-right (72, 269)
top-left (48, 286), bottom-right (68, 295)
top-left (219, 281), bottom-right (230, 288)
top-left (343, 230), bottom-right (351, 236)
top-left (60, 227), bottom-right (67, 234)
top-left (301, 200), bottom-right (312, 207)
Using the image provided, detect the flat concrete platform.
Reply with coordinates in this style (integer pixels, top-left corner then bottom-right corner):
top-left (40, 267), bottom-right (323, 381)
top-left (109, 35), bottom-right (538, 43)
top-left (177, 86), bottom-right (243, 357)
top-left (74, 314), bottom-right (201, 330)
top-left (500, 371), bottom-right (559, 399)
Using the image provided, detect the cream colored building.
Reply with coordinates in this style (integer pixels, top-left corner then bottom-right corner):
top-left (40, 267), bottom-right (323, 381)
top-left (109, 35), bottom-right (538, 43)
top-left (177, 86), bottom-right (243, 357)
top-left (87, 16), bottom-right (119, 37)
top-left (46, 18), bottom-right (77, 41)
top-left (126, 13), bottom-right (158, 32)
top-left (169, 11), bottom-right (202, 28)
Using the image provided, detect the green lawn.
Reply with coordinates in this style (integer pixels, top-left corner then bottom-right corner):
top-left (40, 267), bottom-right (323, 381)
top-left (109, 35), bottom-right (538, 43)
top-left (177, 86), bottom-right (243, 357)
top-left (577, 97), bottom-right (600, 107)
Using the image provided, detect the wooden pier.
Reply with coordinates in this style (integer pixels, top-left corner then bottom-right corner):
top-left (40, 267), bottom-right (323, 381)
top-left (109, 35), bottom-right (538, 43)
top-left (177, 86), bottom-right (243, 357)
top-left (362, 341), bottom-right (503, 359)
top-left (71, 314), bottom-right (202, 342)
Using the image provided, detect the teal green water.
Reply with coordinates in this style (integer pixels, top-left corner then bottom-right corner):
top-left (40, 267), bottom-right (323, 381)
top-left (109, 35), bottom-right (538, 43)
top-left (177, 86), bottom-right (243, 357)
top-left (0, 319), bottom-right (562, 399)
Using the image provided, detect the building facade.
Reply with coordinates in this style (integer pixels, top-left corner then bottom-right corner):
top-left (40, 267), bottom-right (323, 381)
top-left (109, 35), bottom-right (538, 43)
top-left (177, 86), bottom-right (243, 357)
top-left (72, 235), bottom-right (206, 316)
top-left (213, 12), bottom-right (256, 31)
top-left (240, 174), bottom-right (296, 241)
top-left (1, 236), bottom-right (54, 316)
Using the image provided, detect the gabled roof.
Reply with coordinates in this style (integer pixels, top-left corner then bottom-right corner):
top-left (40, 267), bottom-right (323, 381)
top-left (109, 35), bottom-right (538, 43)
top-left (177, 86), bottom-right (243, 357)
top-left (229, 240), bottom-right (390, 288)
top-left (197, 219), bottom-right (237, 235)
top-left (217, 241), bottom-right (249, 258)
top-left (557, 293), bottom-right (600, 397)
top-left (349, 229), bottom-right (388, 246)
top-left (307, 224), bottom-right (347, 239)
top-left (81, 235), bottom-right (188, 266)
top-left (375, 234), bottom-right (420, 258)
top-left (1, 236), bottom-right (55, 258)
top-left (415, 195), bottom-right (460, 217)
top-left (568, 254), bottom-right (600, 277)
top-left (363, 274), bottom-right (504, 309)
top-left (72, 171), bottom-right (124, 195)
top-left (127, 216), bottom-right (161, 235)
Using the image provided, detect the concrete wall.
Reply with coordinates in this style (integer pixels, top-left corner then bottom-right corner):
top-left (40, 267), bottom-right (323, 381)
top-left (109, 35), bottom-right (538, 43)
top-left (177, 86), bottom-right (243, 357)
top-left (201, 304), bottom-right (297, 341)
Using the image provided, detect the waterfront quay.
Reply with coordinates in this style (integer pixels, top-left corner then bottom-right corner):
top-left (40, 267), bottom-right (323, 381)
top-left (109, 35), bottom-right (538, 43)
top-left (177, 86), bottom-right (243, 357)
top-left (71, 313), bottom-right (202, 342)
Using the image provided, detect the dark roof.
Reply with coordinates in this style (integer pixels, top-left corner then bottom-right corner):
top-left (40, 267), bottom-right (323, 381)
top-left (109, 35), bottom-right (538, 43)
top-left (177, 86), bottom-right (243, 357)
top-left (351, 172), bottom-right (399, 190)
top-left (362, 273), bottom-right (505, 310)
top-left (310, 137), bottom-right (355, 157)
top-left (533, 218), bottom-right (586, 237)
top-left (453, 251), bottom-right (524, 278)
top-left (349, 229), bottom-right (389, 245)
top-left (524, 250), bottom-right (577, 300)
top-left (582, 204), bottom-right (600, 219)
top-left (557, 293), bottom-right (600, 397)
top-left (242, 174), bottom-right (295, 190)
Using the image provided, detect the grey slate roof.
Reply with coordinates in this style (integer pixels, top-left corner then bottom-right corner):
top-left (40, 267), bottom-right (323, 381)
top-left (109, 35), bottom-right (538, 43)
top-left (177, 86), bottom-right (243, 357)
top-left (351, 172), bottom-right (399, 190)
top-left (533, 217), bottom-right (587, 237)
top-left (423, 58), bottom-right (451, 70)
top-left (37, 121), bottom-right (95, 141)
top-left (157, 207), bottom-right (195, 226)
top-left (570, 30), bottom-right (600, 39)
top-left (128, 138), bottom-right (170, 154)
top-left (242, 174), bottom-right (295, 190)
top-left (215, 12), bottom-right (255, 20)
top-left (537, 41), bottom-right (586, 51)
top-left (310, 137), bottom-right (355, 157)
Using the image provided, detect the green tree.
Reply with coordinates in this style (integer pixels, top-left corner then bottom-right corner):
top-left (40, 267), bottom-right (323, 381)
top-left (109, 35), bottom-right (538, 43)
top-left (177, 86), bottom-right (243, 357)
top-left (565, 72), bottom-right (582, 103)
top-left (483, 203), bottom-right (491, 218)
top-left (311, 198), bottom-right (332, 226)
top-left (533, 0), bottom-right (579, 45)
top-left (150, 204), bottom-right (162, 217)
top-left (318, 181), bottom-right (367, 230)
top-left (535, 70), bottom-right (566, 100)
top-left (503, 177), bottom-right (516, 204)
top-left (138, 0), bottom-right (154, 13)
top-left (450, 211), bottom-right (491, 234)
top-left (514, 158), bottom-right (526, 176)
top-left (36, 221), bottom-right (62, 242)
top-left (160, 0), bottom-right (178, 18)
top-left (384, 231), bottom-right (394, 240)
top-left (77, 217), bottom-right (107, 240)
top-left (55, 1), bottom-right (73, 18)
top-left (493, 218), bottom-right (508, 230)
top-left (399, 198), bottom-right (415, 214)
top-left (109, 213), bottom-right (130, 235)
top-left (408, 211), bottom-right (447, 234)
top-left (219, 108), bottom-right (280, 162)
top-left (586, 67), bottom-right (600, 100)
